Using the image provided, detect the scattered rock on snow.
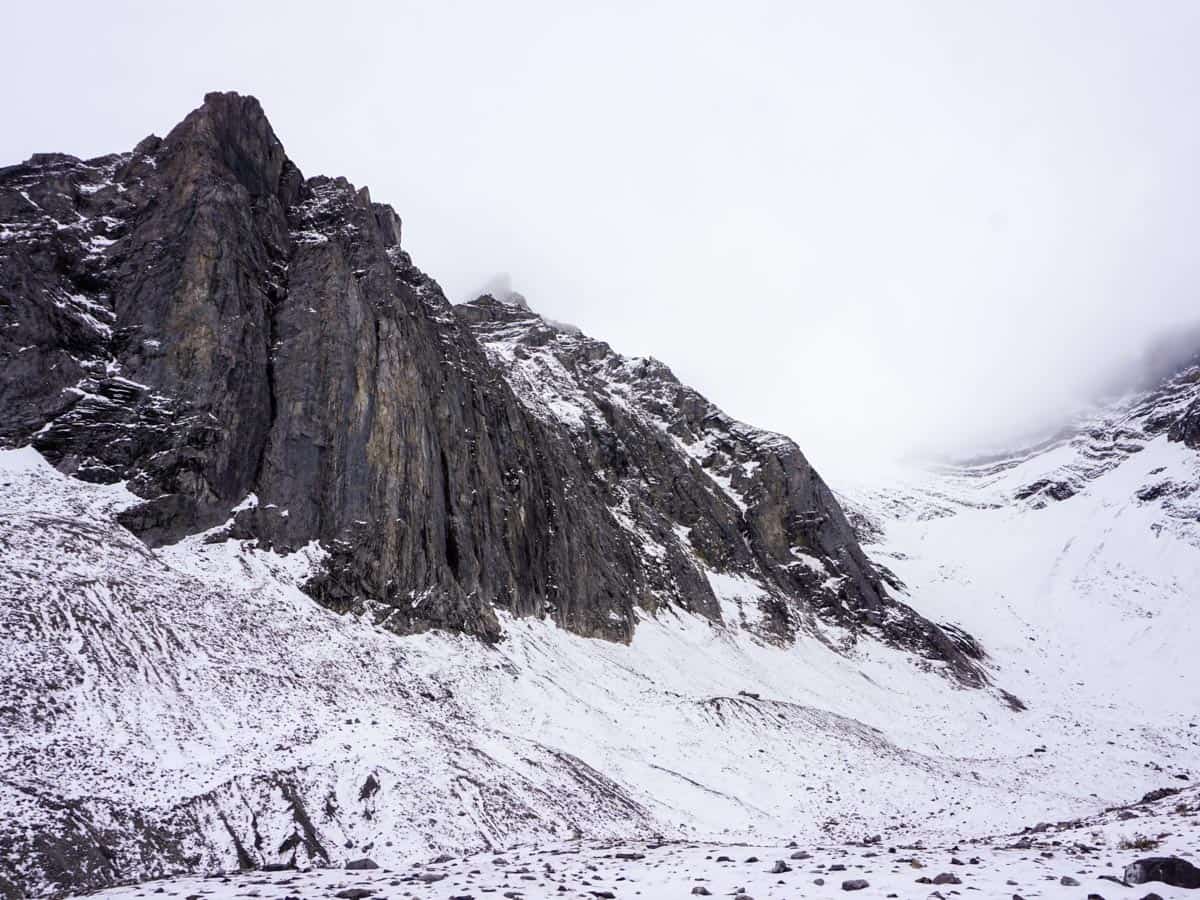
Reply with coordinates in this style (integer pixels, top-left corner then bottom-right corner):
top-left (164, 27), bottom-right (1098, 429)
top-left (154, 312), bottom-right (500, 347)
top-left (1124, 856), bottom-right (1200, 889)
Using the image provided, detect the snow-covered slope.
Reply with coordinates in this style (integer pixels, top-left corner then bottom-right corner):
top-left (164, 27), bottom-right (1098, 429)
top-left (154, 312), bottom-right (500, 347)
top-left (3, 359), bottom-right (1199, 897)
top-left (847, 362), bottom-right (1200, 722)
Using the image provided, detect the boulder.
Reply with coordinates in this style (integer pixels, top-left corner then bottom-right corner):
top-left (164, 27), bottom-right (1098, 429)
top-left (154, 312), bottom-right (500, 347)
top-left (1124, 856), bottom-right (1200, 889)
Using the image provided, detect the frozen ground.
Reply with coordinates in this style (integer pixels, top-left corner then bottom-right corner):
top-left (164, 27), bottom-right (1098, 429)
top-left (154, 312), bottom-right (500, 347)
top-left (75, 786), bottom-right (1200, 898)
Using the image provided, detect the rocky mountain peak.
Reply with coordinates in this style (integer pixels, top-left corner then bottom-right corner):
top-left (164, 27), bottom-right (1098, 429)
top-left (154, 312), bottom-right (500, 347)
top-left (0, 93), bottom-right (984, 683)
top-left (161, 90), bottom-right (298, 203)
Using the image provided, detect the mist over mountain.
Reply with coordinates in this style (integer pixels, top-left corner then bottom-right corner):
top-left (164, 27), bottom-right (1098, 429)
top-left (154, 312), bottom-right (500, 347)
top-left (7, 2), bottom-right (1200, 474)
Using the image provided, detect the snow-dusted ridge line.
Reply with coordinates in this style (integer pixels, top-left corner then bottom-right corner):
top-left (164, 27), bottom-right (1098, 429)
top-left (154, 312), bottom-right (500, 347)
top-left (6, 100), bottom-right (946, 670)
top-left (455, 293), bottom-right (982, 683)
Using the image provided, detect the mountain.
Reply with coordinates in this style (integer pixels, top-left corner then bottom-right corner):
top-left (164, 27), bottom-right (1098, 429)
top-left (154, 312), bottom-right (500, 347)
top-left (0, 92), bottom-right (972, 670)
top-left (1, 94), bottom-right (1197, 898)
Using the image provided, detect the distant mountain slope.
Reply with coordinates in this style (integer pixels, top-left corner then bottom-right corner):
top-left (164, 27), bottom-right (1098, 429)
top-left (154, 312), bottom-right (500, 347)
top-left (842, 357), bottom-right (1200, 819)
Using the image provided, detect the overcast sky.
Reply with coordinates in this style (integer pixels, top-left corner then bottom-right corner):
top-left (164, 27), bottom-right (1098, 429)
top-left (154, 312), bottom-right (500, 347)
top-left (5, 1), bottom-right (1199, 474)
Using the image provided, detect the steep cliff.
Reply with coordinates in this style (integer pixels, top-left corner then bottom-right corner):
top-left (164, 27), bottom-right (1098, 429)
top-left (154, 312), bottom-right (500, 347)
top-left (0, 92), bottom-right (977, 676)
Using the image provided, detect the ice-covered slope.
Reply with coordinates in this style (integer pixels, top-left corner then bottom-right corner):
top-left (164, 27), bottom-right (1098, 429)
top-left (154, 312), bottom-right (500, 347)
top-left (849, 363), bottom-right (1200, 702)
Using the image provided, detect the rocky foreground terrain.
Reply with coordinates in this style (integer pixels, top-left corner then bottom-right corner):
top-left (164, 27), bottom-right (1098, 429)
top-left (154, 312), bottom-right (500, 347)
top-left (69, 786), bottom-right (1200, 898)
top-left (1, 93), bottom-right (1199, 898)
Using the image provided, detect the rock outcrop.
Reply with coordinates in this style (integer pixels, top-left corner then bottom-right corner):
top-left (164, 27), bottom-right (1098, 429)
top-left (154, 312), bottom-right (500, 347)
top-left (457, 295), bottom-right (981, 671)
top-left (1124, 856), bottom-right (1200, 889)
top-left (1168, 395), bottom-right (1200, 449)
top-left (0, 92), bottom-right (979, 677)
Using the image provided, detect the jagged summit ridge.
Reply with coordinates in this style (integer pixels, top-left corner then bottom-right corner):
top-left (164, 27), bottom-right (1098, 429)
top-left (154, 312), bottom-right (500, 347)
top-left (0, 91), bottom-right (977, 678)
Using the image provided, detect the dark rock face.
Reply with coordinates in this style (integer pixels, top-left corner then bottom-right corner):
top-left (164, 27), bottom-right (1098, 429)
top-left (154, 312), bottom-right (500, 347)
top-left (1168, 396), bottom-right (1200, 449)
top-left (459, 297), bottom-right (985, 678)
top-left (0, 92), bottom-right (979, 677)
top-left (1123, 856), bottom-right (1200, 889)
top-left (1014, 478), bottom-right (1076, 503)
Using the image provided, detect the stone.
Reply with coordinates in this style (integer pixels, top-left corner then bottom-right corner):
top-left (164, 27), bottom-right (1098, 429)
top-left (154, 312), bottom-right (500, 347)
top-left (842, 879), bottom-right (869, 891)
top-left (932, 872), bottom-right (962, 884)
top-left (1124, 856), bottom-right (1200, 889)
top-left (1140, 787), bottom-right (1182, 804)
top-left (345, 858), bottom-right (379, 871)
top-left (1169, 398), bottom-right (1200, 449)
top-left (769, 860), bottom-right (791, 874)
